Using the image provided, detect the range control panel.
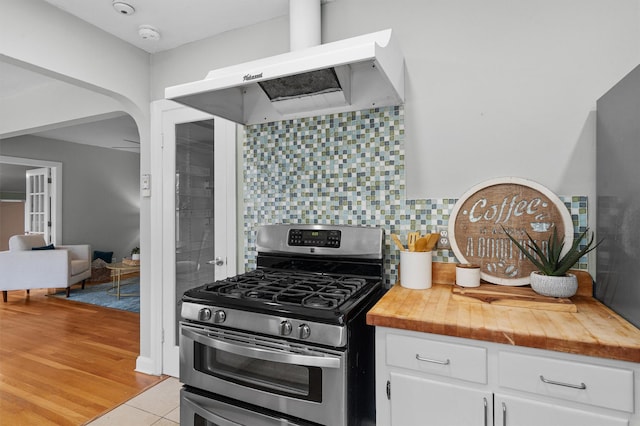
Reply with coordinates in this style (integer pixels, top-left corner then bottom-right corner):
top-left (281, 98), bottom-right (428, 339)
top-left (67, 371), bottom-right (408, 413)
top-left (288, 229), bottom-right (341, 248)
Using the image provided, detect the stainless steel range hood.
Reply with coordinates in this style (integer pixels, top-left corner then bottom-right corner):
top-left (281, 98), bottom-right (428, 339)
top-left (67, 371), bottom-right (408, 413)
top-left (165, 29), bottom-right (404, 125)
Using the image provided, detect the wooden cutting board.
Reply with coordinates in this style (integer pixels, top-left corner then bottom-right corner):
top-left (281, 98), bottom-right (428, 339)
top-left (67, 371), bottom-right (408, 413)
top-left (451, 283), bottom-right (577, 312)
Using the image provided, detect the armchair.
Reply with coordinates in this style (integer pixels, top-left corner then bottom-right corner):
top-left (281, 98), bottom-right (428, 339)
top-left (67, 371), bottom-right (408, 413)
top-left (0, 235), bottom-right (91, 302)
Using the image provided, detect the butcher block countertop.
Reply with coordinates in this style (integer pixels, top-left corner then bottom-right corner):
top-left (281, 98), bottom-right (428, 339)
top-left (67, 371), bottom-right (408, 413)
top-left (366, 263), bottom-right (640, 363)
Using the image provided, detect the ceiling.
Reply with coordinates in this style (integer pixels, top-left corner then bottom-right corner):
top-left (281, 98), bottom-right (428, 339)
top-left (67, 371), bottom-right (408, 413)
top-left (41, 0), bottom-right (290, 54)
top-left (1, 0), bottom-right (292, 152)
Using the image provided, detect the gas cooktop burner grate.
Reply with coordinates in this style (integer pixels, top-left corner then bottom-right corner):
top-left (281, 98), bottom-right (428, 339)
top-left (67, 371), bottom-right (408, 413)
top-left (203, 269), bottom-right (368, 310)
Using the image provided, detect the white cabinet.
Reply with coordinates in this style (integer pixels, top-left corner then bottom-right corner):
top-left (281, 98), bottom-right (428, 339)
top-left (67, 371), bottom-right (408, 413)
top-left (498, 351), bottom-right (634, 413)
top-left (494, 394), bottom-right (628, 426)
top-left (389, 372), bottom-right (491, 426)
top-left (386, 333), bottom-right (487, 384)
top-left (375, 327), bottom-right (636, 426)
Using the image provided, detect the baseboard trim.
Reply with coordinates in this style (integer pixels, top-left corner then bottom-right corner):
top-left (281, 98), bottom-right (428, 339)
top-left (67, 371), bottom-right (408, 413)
top-left (135, 355), bottom-right (160, 376)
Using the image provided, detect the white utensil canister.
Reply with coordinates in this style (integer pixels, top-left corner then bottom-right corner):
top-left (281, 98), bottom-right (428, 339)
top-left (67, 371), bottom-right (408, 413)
top-left (399, 251), bottom-right (432, 289)
top-left (456, 263), bottom-right (481, 287)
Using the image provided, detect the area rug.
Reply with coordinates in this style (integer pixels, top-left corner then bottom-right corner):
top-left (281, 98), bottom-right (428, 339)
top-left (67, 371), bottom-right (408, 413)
top-left (50, 277), bottom-right (140, 313)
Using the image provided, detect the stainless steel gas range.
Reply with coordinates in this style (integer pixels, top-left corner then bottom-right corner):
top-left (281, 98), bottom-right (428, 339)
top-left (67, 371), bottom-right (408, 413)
top-left (179, 224), bottom-right (386, 426)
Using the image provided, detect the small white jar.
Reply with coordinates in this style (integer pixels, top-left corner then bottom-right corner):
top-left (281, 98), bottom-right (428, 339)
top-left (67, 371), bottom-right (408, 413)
top-left (456, 263), bottom-right (481, 287)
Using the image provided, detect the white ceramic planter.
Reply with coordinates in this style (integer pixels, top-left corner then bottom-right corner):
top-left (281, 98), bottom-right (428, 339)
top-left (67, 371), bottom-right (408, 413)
top-left (131, 253), bottom-right (140, 261)
top-left (530, 271), bottom-right (578, 298)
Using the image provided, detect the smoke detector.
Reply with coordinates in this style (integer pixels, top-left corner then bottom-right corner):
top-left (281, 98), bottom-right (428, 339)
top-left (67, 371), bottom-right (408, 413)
top-left (112, 1), bottom-right (135, 15)
top-left (138, 25), bottom-right (161, 41)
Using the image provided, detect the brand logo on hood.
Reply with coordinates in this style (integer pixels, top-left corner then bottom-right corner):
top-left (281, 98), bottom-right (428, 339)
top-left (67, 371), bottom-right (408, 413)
top-left (243, 72), bottom-right (263, 82)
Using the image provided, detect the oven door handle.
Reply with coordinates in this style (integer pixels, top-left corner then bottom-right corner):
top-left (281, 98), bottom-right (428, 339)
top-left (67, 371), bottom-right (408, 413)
top-left (182, 327), bottom-right (342, 369)
top-left (182, 394), bottom-right (241, 426)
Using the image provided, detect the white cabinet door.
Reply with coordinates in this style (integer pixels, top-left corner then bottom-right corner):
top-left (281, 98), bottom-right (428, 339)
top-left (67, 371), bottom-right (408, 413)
top-left (495, 394), bottom-right (629, 426)
top-left (390, 371), bottom-right (491, 426)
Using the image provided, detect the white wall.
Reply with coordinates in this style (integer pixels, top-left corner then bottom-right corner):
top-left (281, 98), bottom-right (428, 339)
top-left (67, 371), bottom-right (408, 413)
top-left (0, 81), bottom-right (124, 138)
top-left (0, 136), bottom-right (140, 259)
top-left (323, 1), bottom-right (640, 202)
top-left (1, 0), bottom-right (154, 374)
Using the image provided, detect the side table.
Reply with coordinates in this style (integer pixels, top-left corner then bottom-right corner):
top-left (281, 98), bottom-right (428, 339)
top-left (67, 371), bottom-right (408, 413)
top-left (106, 262), bottom-right (140, 299)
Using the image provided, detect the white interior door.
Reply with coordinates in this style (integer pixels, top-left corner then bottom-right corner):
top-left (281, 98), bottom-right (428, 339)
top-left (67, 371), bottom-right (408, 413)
top-left (25, 167), bottom-right (51, 242)
top-left (1, 156), bottom-right (61, 245)
top-left (160, 102), bottom-right (237, 377)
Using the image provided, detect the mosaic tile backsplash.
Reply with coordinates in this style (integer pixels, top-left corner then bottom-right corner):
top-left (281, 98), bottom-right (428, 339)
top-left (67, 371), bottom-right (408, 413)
top-left (243, 106), bottom-right (589, 287)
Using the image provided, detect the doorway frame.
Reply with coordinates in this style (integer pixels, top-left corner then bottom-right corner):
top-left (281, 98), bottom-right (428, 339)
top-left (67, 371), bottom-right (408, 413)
top-left (144, 100), bottom-right (237, 376)
top-left (0, 155), bottom-right (62, 244)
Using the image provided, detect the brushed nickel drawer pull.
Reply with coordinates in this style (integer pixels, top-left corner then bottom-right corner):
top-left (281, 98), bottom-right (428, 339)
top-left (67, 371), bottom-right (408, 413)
top-left (540, 375), bottom-right (587, 390)
top-left (415, 354), bottom-right (450, 365)
top-left (483, 397), bottom-right (488, 426)
top-left (502, 402), bottom-right (507, 426)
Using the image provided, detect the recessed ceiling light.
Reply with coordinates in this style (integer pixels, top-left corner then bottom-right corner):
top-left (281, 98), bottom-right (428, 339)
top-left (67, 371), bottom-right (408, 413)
top-left (112, 1), bottom-right (135, 15)
top-left (138, 25), bottom-right (161, 41)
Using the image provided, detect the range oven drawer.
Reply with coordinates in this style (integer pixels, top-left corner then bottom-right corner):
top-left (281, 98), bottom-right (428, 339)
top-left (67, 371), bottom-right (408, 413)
top-left (181, 387), bottom-right (316, 426)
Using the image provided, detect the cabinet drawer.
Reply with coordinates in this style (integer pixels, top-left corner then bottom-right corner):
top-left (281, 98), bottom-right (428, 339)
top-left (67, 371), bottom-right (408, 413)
top-left (499, 351), bottom-right (634, 413)
top-left (386, 333), bottom-right (487, 384)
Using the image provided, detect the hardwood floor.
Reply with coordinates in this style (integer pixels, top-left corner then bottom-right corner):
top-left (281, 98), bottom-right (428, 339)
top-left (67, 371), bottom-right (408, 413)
top-left (0, 284), bottom-right (165, 425)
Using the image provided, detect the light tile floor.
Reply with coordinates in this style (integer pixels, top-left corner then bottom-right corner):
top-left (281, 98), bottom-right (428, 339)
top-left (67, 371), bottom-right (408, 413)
top-left (87, 376), bottom-right (181, 426)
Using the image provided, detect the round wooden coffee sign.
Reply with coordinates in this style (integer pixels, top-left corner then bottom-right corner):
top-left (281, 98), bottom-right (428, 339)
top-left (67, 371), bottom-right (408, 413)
top-left (448, 178), bottom-right (573, 286)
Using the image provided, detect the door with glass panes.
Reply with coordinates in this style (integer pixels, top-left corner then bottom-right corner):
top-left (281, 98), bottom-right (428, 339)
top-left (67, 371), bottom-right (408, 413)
top-left (161, 104), bottom-right (236, 376)
top-left (25, 167), bottom-right (51, 242)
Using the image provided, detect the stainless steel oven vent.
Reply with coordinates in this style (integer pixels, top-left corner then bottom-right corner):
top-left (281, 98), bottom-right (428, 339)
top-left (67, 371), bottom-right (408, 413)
top-left (259, 68), bottom-right (341, 101)
top-left (257, 67), bottom-right (350, 115)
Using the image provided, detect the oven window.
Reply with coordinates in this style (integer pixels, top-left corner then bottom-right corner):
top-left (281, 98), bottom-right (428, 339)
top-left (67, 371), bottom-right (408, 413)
top-left (194, 342), bottom-right (323, 402)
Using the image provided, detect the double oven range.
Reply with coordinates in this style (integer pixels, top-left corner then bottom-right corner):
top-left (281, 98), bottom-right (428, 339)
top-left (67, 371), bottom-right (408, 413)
top-left (179, 224), bottom-right (386, 426)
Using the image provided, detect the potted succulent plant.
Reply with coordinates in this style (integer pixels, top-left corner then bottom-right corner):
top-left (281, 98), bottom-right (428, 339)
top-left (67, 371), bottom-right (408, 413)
top-left (131, 246), bottom-right (140, 261)
top-left (501, 226), bottom-right (601, 298)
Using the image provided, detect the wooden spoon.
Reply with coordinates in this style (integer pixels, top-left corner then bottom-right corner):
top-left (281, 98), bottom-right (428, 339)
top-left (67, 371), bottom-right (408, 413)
top-left (391, 234), bottom-right (406, 251)
top-left (415, 236), bottom-right (430, 252)
top-left (425, 233), bottom-right (440, 251)
top-left (407, 232), bottom-right (419, 252)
